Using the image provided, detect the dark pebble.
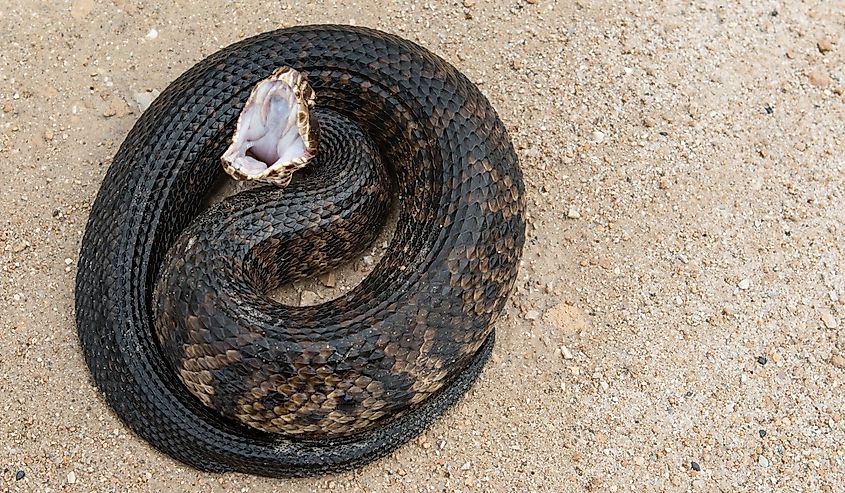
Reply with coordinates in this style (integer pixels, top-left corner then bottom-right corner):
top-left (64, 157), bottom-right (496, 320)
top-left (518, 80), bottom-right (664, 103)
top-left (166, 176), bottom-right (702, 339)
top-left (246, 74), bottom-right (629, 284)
top-left (764, 104), bottom-right (774, 115)
top-left (757, 356), bottom-right (767, 365)
top-left (15, 470), bottom-right (25, 481)
top-left (691, 461), bottom-right (701, 472)
top-left (759, 429), bottom-right (767, 438)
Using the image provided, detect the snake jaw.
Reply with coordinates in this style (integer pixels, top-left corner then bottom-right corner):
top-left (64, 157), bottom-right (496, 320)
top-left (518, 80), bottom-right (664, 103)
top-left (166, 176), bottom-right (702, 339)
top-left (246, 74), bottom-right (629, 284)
top-left (222, 67), bottom-right (318, 187)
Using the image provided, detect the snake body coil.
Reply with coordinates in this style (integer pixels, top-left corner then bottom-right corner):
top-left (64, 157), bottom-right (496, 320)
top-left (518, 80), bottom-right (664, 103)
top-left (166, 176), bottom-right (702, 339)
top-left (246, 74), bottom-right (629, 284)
top-left (75, 25), bottom-right (525, 476)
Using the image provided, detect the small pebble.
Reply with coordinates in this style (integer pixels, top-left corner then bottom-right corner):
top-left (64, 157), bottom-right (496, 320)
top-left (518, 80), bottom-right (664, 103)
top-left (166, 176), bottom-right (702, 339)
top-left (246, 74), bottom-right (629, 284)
top-left (738, 278), bottom-right (751, 290)
top-left (145, 28), bottom-right (159, 41)
top-left (362, 255), bottom-right (374, 266)
top-left (831, 354), bottom-right (845, 369)
top-left (103, 97), bottom-right (131, 118)
top-left (15, 470), bottom-right (25, 481)
top-left (758, 455), bottom-right (769, 468)
top-left (319, 272), bottom-right (337, 288)
top-left (132, 90), bottom-right (160, 112)
top-left (524, 309), bottom-right (540, 321)
top-left (591, 130), bottom-right (606, 144)
top-left (817, 37), bottom-right (833, 54)
top-left (757, 356), bottom-right (767, 366)
top-left (821, 310), bottom-right (838, 329)
top-left (807, 69), bottom-right (832, 88)
top-left (12, 240), bottom-right (29, 253)
top-left (461, 461), bottom-right (471, 471)
top-left (560, 345), bottom-right (574, 360)
top-left (566, 206), bottom-right (581, 219)
top-left (67, 471), bottom-right (76, 484)
top-left (759, 429), bottom-right (766, 438)
top-left (299, 290), bottom-right (319, 306)
top-left (70, 0), bottom-right (94, 20)
top-left (690, 461), bottom-right (700, 471)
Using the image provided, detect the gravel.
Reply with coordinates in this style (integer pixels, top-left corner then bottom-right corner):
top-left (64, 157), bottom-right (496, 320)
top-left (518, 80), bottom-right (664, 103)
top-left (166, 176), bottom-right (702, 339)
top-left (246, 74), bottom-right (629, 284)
top-left (0, 0), bottom-right (843, 491)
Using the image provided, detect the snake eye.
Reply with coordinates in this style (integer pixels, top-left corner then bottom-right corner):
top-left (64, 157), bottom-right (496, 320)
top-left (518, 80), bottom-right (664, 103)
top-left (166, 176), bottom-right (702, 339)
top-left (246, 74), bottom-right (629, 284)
top-left (221, 67), bottom-right (319, 187)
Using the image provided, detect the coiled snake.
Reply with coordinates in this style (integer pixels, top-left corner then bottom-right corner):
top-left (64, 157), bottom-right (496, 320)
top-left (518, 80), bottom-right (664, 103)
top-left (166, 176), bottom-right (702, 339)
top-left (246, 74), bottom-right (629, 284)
top-left (75, 25), bottom-right (525, 476)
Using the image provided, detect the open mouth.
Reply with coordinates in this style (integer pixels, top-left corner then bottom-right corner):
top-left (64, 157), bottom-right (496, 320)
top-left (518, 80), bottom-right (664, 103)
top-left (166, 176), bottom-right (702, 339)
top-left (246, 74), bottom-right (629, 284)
top-left (221, 67), bottom-right (319, 186)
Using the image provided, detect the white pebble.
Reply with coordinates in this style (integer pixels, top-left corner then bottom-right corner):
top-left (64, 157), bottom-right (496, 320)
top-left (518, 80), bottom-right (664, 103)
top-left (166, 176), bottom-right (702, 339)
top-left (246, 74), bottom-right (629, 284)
top-left (566, 206), bottom-right (581, 219)
top-left (757, 455), bottom-right (769, 468)
top-left (821, 310), bottom-right (838, 329)
top-left (561, 345), bottom-right (574, 360)
top-left (299, 290), bottom-right (319, 306)
top-left (738, 278), bottom-right (751, 290)
top-left (133, 90), bottom-right (160, 112)
top-left (67, 471), bottom-right (77, 484)
top-left (145, 28), bottom-right (159, 40)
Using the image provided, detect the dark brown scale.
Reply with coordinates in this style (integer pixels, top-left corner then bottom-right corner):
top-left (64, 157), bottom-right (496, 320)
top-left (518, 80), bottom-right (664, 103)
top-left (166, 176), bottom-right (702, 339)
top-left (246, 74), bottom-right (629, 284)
top-left (75, 25), bottom-right (524, 477)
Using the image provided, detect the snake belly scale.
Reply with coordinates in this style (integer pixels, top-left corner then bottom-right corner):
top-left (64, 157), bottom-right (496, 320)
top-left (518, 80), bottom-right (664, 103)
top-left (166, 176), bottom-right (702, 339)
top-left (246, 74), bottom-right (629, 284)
top-left (75, 25), bottom-right (525, 476)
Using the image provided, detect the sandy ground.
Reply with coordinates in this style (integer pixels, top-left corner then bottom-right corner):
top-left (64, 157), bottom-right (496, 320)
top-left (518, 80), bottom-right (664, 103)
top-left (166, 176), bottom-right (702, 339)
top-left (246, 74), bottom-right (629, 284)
top-left (1, 0), bottom-right (844, 491)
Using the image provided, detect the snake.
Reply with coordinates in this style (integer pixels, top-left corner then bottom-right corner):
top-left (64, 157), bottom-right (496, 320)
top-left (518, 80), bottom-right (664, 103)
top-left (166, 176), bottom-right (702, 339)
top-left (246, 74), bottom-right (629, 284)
top-left (75, 25), bottom-right (525, 477)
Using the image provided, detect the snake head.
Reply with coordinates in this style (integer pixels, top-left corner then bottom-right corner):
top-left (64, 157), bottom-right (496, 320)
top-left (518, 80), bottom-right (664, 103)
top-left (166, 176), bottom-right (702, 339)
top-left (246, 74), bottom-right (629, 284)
top-left (221, 67), bottom-right (319, 187)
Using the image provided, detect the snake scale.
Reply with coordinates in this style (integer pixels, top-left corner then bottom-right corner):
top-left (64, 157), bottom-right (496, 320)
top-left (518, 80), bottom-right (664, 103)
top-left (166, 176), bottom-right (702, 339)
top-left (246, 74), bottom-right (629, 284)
top-left (75, 25), bottom-right (525, 476)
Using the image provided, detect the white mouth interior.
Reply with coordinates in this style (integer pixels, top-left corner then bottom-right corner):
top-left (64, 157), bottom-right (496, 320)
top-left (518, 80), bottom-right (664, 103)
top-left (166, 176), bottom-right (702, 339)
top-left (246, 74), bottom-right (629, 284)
top-left (222, 79), bottom-right (309, 178)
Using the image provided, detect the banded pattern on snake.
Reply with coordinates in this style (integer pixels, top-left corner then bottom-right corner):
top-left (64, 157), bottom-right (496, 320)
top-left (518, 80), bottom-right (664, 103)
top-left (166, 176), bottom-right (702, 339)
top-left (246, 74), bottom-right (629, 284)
top-left (75, 25), bottom-right (524, 476)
